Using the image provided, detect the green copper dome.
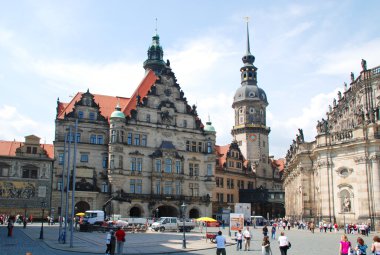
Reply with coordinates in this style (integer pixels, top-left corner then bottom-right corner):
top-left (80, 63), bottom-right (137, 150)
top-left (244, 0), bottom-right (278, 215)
top-left (204, 120), bottom-right (216, 133)
top-left (110, 103), bottom-right (125, 119)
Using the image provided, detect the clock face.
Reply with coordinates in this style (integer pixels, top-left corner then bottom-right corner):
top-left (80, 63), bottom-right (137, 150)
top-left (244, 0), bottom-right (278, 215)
top-left (248, 134), bottom-right (257, 142)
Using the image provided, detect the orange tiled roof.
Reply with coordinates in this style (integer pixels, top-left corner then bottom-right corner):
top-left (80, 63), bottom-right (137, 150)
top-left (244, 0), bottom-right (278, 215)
top-left (0, 141), bottom-right (54, 159)
top-left (57, 93), bottom-right (130, 121)
top-left (215, 144), bottom-right (230, 167)
top-left (122, 69), bottom-right (157, 116)
top-left (271, 158), bottom-right (285, 172)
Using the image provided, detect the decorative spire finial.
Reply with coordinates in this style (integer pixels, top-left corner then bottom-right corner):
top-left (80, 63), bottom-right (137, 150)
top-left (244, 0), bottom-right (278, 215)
top-left (155, 18), bottom-right (158, 35)
top-left (244, 16), bottom-right (251, 54)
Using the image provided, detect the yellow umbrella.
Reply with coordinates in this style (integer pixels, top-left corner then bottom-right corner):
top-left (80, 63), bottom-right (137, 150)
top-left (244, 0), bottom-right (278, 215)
top-left (76, 212), bottom-right (85, 216)
top-left (196, 217), bottom-right (217, 222)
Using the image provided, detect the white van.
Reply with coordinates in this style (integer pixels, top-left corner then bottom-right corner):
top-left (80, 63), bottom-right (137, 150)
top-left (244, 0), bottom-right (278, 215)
top-left (83, 210), bottom-right (105, 225)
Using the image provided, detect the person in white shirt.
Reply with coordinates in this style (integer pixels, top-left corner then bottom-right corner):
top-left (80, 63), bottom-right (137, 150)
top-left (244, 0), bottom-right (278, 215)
top-left (215, 231), bottom-right (226, 255)
top-left (278, 231), bottom-right (289, 255)
top-left (236, 229), bottom-right (243, 251)
top-left (243, 226), bottom-right (252, 251)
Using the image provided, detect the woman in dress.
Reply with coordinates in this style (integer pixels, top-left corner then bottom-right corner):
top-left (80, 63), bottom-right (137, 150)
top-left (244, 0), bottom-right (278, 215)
top-left (262, 236), bottom-right (272, 255)
top-left (339, 234), bottom-right (351, 255)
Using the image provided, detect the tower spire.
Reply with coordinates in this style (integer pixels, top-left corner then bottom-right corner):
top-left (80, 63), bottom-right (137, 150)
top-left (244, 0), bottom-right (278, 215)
top-left (245, 17), bottom-right (251, 55)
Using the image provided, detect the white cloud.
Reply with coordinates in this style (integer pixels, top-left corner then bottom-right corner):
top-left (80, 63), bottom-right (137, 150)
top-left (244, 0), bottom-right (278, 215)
top-left (284, 22), bottom-right (313, 38)
top-left (317, 38), bottom-right (380, 76)
top-left (0, 105), bottom-right (53, 142)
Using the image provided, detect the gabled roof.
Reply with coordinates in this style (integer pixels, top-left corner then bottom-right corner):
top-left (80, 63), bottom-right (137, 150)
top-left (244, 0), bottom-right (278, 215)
top-left (122, 69), bottom-right (157, 116)
top-left (57, 94), bottom-right (129, 122)
top-left (0, 141), bottom-right (54, 160)
top-left (271, 158), bottom-right (285, 172)
top-left (215, 144), bottom-right (230, 167)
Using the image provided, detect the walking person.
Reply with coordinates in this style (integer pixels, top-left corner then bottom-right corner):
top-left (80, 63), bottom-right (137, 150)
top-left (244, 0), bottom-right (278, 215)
top-left (115, 227), bottom-right (126, 255)
top-left (339, 234), bottom-right (351, 255)
top-left (215, 231), bottom-right (226, 255)
top-left (278, 231), bottom-right (289, 255)
top-left (371, 236), bottom-right (380, 255)
top-left (355, 237), bottom-right (368, 255)
top-left (243, 226), bottom-right (252, 251)
top-left (236, 229), bottom-right (243, 251)
top-left (105, 230), bottom-right (115, 255)
top-left (7, 219), bottom-right (14, 237)
top-left (262, 236), bottom-right (272, 255)
top-left (271, 225), bottom-right (276, 240)
top-left (263, 224), bottom-right (268, 237)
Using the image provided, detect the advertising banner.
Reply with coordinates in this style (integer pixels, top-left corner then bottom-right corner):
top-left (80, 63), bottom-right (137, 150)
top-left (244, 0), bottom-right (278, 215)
top-left (230, 213), bottom-right (244, 231)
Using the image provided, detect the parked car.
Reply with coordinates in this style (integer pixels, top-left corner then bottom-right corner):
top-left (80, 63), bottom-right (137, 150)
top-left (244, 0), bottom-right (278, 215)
top-left (151, 217), bottom-right (195, 232)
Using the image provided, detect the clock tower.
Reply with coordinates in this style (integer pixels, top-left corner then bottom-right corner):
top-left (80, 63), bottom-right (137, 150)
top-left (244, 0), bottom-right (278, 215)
top-left (232, 21), bottom-right (270, 172)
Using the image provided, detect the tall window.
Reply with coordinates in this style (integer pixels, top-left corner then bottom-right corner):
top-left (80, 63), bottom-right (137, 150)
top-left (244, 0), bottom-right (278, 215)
top-left (238, 180), bottom-right (244, 189)
top-left (189, 163), bottom-right (194, 176)
top-left (137, 158), bottom-right (142, 172)
top-left (227, 194), bottom-right (234, 203)
top-left (59, 153), bottom-right (64, 165)
top-left (175, 181), bottom-right (181, 195)
top-left (156, 181), bottom-right (161, 194)
top-left (119, 132), bottom-right (124, 143)
top-left (101, 182), bottom-right (108, 193)
top-left (248, 181), bottom-right (254, 189)
top-left (57, 180), bottom-right (63, 191)
top-left (141, 135), bottom-right (147, 146)
top-left (217, 193), bottom-right (224, 203)
top-left (165, 158), bottom-right (172, 173)
top-left (186, 141), bottom-right (190, 151)
top-left (111, 131), bottom-right (116, 143)
top-left (130, 179), bottom-right (136, 193)
top-left (216, 177), bottom-right (224, 188)
top-left (155, 159), bottom-right (161, 172)
top-left (189, 183), bottom-right (199, 196)
top-left (194, 164), bottom-right (199, 176)
top-left (90, 134), bottom-right (97, 144)
top-left (164, 182), bottom-right (172, 195)
top-left (76, 133), bottom-right (81, 143)
top-left (130, 158), bottom-right (136, 171)
top-left (127, 133), bottom-right (132, 145)
top-left (97, 135), bottom-right (104, 144)
top-left (134, 134), bottom-right (140, 145)
top-left (198, 142), bottom-right (203, 152)
top-left (191, 141), bottom-right (196, 152)
top-left (102, 155), bottom-right (108, 169)
top-left (207, 141), bottom-right (212, 153)
top-left (207, 164), bottom-right (212, 176)
top-left (136, 180), bottom-right (142, 194)
top-left (175, 160), bottom-right (181, 174)
top-left (227, 178), bottom-right (234, 189)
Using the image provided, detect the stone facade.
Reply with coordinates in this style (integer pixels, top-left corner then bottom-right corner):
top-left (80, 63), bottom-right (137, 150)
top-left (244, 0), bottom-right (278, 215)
top-left (0, 135), bottom-right (53, 218)
top-left (283, 61), bottom-right (380, 229)
top-left (51, 33), bottom-right (215, 219)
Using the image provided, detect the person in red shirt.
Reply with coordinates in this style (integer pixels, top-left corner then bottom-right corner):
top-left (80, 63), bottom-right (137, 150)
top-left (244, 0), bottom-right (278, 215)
top-left (115, 227), bottom-right (126, 254)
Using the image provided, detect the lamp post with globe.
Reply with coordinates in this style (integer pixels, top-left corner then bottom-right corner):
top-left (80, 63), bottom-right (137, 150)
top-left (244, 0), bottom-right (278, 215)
top-left (39, 201), bottom-right (47, 239)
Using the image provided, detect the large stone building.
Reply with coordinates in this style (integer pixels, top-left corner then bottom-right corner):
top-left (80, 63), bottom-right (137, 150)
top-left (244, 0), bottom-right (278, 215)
top-left (52, 32), bottom-right (215, 219)
top-left (212, 23), bottom-right (284, 220)
top-left (283, 60), bottom-right (380, 228)
top-left (0, 135), bottom-right (54, 218)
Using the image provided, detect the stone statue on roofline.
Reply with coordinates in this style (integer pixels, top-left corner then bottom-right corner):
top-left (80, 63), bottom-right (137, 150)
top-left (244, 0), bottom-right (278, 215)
top-left (361, 59), bottom-right (367, 71)
top-left (350, 72), bottom-right (355, 83)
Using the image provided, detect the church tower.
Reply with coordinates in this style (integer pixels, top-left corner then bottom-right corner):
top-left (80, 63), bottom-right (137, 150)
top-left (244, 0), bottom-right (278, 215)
top-left (232, 21), bottom-right (270, 172)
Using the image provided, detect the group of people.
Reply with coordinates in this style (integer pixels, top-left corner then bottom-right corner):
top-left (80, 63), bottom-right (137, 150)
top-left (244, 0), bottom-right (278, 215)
top-left (220, 226), bottom-right (290, 255)
top-left (104, 227), bottom-right (126, 255)
top-left (339, 234), bottom-right (380, 255)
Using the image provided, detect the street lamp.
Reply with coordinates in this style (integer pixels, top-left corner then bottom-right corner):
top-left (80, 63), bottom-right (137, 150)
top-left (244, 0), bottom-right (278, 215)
top-left (343, 213), bottom-right (346, 234)
top-left (181, 203), bottom-right (187, 249)
top-left (39, 201), bottom-right (47, 239)
top-left (156, 208), bottom-right (159, 219)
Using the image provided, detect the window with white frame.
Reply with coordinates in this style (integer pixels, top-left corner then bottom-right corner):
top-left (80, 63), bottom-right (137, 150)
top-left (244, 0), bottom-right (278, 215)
top-left (137, 158), bottom-right (142, 172)
top-left (164, 158), bottom-right (172, 173)
top-left (156, 181), bottom-right (161, 194)
top-left (155, 159), bottom-right (161, 172)
top-left (175, 181), bottom-right (181, 195)
top-left (164, 181), bottom-right (172, 195)
top-left (175, 160), bottom-right (181, 174)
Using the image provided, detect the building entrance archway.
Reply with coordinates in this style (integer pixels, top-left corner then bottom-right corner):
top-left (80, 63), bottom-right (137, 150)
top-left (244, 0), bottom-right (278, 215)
top-left (155, 205), bottom-right (179, 217)
top-left (75, 201), bottom-right (90, 213)
top-left (130, 206), bottom-right (142, 217)
top-left (189, 208), bottom-right (200, 219)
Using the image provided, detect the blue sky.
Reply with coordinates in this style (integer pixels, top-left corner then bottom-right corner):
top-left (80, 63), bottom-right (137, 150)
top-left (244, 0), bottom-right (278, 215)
top-left (1, 0), bottom-right (380, 158)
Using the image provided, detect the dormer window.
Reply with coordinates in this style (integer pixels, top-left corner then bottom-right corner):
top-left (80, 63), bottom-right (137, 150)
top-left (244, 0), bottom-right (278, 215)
top-left (89, 112), bottom-right (96, 121)
top-left (78, 111), bottom-right (84, 119)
